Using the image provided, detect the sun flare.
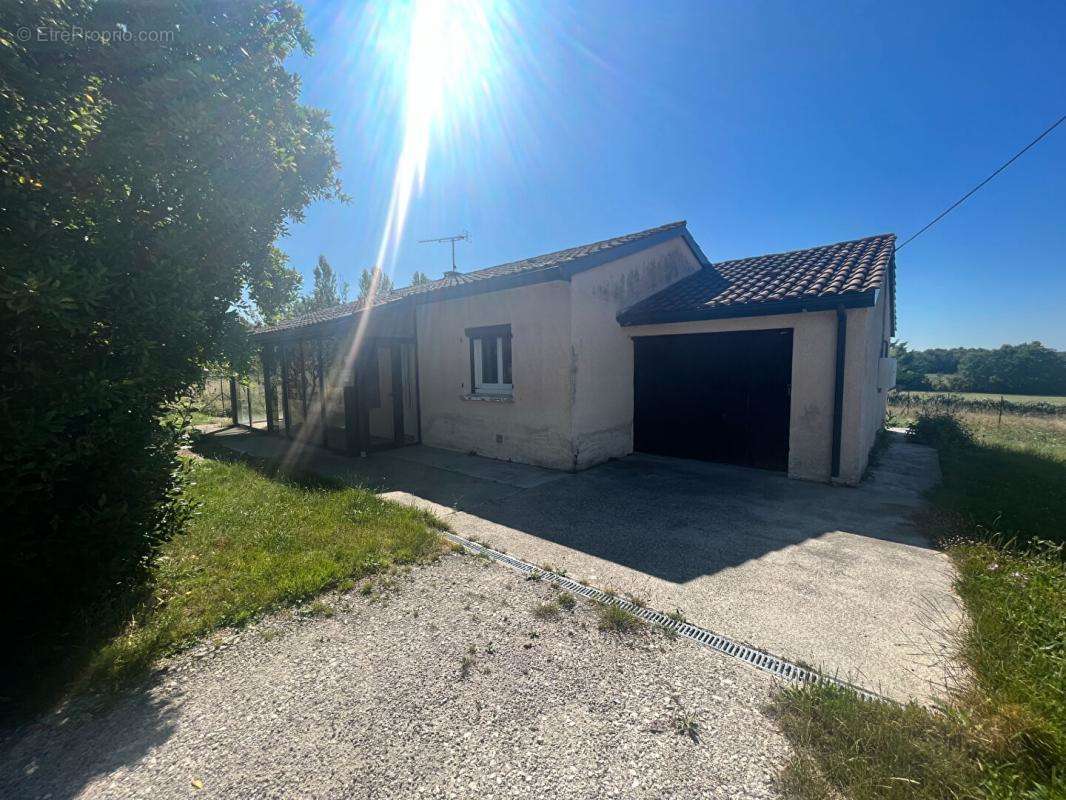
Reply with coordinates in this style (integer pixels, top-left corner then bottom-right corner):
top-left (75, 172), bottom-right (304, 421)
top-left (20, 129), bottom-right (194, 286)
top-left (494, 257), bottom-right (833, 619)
top-left (373, 0), bottom-right (511, 273)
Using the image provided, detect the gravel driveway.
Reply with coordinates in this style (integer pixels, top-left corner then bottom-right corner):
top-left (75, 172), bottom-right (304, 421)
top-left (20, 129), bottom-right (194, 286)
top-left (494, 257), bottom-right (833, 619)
top-left (1, 554), bottom-right (791, 799)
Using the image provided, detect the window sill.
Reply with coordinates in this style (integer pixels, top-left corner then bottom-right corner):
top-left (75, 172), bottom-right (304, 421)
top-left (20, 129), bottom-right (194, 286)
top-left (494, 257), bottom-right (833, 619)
top-left (461, 393), bottom-right (514, 403)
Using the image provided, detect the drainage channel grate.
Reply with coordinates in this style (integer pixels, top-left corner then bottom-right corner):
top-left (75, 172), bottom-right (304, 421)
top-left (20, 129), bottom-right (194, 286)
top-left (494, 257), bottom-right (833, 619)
top-left (444, 531), bottom-right (887, 703)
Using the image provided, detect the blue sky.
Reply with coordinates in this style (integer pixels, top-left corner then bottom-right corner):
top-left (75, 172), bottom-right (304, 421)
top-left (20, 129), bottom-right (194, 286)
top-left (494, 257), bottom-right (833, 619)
top-left (282, 0), bottom-right (1065, 350)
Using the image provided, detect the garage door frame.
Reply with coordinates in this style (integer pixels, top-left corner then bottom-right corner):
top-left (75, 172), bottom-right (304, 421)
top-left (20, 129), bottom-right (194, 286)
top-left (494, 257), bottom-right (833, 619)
top-left (632, 328), bottom-right (793, 471)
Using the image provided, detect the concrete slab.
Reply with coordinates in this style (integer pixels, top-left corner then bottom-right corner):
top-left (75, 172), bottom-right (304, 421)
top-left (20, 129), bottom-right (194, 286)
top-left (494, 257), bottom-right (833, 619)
top-left (204, 427), bottom-right (962, 702)
top-left (380, 445), bottom-right (563, 489)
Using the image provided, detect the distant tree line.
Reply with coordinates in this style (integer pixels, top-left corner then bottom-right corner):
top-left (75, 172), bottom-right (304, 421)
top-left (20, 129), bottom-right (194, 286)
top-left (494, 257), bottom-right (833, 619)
top-left (891, 341), bottom-right (1066, 396)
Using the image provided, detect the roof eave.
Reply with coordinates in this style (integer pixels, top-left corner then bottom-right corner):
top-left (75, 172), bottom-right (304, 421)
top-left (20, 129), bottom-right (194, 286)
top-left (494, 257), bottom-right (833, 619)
top-left (252, 222), bottom-right (699, 339)
top-left (409, 265), bottom-right (568, 306)
top-left (617, 290), bottom-right (877, 327)
top-left (253, 296), bottom-right (417, 341)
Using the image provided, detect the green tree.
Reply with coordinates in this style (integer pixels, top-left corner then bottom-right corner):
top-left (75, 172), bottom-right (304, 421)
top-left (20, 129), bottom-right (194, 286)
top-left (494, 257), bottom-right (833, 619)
top-left (294, 254), bottom-right (347, 314)
top-left (251, 247), bottom-right (305, 324)
top-left (358, 266), bottom-right (394, 302)
top-left (0, 0), bottom-right (341, 703)
top-left (411, 270), bottom-right (431, 285)
top-left (889, 341), bottom-right (932, 390)
top-left (956, 342), bottom-right (1066, 395)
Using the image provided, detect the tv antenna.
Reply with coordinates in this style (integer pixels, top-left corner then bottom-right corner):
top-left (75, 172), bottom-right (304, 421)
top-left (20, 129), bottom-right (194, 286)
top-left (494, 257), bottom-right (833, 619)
top-left (418, 231), bottom-right (469, 273)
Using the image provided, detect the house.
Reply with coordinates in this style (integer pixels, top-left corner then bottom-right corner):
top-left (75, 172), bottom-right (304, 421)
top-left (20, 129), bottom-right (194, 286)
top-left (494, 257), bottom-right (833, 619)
top-left (251, 221), bottom-right (897, 484)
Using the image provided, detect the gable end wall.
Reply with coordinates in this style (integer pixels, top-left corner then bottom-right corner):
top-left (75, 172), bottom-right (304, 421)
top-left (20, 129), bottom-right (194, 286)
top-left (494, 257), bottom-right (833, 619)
top-left (568, 237), bottom-right (704, 469)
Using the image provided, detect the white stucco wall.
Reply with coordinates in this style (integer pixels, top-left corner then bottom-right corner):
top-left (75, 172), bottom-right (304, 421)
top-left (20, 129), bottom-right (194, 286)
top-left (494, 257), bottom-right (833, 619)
top-left (568, 238), bottom-right (703, 469)
top-left (415, 281), bottom-right (574, 470)
top-left (413, 235), bottom-right (887, 483)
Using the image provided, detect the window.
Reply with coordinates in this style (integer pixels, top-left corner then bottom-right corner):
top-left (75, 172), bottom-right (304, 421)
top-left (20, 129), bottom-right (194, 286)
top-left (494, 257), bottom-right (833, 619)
top-left (467, 324), bottom-right (512, 396)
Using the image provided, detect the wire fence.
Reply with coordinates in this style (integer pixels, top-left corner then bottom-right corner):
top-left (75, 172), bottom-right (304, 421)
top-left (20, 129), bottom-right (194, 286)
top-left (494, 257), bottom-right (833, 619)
top-left (184, 357), bottom-right (276, 430)
top-left (889, 391), bottom-right (1066, 419)
top-left (184, 375), bottom-right (232, 425)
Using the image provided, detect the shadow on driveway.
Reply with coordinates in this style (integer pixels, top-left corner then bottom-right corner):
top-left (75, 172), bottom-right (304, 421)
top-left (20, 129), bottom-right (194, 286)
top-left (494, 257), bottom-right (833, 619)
top-left (203, 428), bottom-right (962, 700)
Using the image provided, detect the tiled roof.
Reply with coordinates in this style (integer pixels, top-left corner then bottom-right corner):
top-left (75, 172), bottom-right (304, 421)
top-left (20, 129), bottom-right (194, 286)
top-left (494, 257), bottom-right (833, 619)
top-left (257, 221), bottom-right (688, 335)
top-left (618, 233), bottom-right (895, 325)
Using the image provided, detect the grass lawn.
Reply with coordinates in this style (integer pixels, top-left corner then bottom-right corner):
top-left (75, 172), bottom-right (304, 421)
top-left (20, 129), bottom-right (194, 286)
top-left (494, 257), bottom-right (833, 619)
top-left (81, 448), bottom-right (446, 691)
top-left (773, 412), bottom-right (1066, 799)
top-left (930, 414), bottom-right (1066, 546)
top-left (187, 410), bottom-right (229, 427)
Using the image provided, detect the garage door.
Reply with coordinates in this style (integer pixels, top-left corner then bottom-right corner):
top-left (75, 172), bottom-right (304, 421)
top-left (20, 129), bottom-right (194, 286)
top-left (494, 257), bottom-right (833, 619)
top-left (633, 329), bottom-right (792, 471)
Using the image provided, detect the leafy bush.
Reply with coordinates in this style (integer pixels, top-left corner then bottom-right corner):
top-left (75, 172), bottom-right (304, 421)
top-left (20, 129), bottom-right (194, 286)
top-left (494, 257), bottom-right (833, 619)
top-left (908, 412), bottom-right (975, 449)
top-left (0, 0), bottom-right (339, 711)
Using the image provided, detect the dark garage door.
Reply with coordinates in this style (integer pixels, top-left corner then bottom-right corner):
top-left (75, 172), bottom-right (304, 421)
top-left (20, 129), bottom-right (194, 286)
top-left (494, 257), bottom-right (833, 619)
top-left (633, 329), bottom-right (793, 471)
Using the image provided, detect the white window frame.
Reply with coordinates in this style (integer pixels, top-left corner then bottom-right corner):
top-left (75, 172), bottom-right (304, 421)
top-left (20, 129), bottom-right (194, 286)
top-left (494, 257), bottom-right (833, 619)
top-left (469, 326), bottom-right (512, 396)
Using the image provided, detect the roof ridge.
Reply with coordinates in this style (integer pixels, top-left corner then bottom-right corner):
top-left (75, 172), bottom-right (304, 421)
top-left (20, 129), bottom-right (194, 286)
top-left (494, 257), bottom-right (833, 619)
top-left (708, 232), bottom-right (895, 268)
top-left (460, 220), bottom-right (687, 279)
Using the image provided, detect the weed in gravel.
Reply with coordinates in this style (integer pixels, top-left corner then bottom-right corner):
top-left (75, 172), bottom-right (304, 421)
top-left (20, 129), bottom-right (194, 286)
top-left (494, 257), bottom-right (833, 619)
top-left (485, 641), bottom-right (495, 655)
top-left (459, 653), bottom-right (475, 679)
top-left (261, 629), bottom-right (281, 642)
top-left (532, 601), bottom-right (561, 621)
top-left (358, 581), bottom-right (374, 596)
top-left (335, 578), bottom-right (356, 593)
top-left (596, 603), bottom-right (644, 634)
top-left (625, 592), bottom-right (647, 608)
top-left (306, 601), bottom-right (334, 617)
top-left (666, 608), bottom-right (686, 624)
top-left (556, 592), bottom-right (577, 612)
top-left (525, 570), bottom-right (543, 582)
top-left (673, 711), bottom-right (700, 743)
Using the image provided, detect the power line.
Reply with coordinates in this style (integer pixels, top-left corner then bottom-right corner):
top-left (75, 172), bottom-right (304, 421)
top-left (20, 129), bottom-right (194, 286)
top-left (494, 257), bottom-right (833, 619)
top-left (896, 114), bottom-right (1065, 252)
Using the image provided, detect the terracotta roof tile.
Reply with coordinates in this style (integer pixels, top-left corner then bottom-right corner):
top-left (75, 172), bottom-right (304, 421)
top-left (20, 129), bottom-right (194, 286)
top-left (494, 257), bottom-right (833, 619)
top-left (618, 233), bottom-right (895, 325)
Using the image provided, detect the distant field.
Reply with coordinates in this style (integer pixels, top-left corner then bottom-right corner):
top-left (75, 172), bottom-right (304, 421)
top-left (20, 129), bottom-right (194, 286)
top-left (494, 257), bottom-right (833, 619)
top-left (901, 389), bottom-right (1066, 406)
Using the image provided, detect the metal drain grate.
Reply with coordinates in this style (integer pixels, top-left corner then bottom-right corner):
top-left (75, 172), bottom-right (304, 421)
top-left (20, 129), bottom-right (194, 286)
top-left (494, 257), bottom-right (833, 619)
top-left (444, 530), bottom-right (887, 703)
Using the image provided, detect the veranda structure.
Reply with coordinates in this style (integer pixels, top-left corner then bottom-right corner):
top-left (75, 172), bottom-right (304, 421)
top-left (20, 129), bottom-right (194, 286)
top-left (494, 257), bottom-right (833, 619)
top-left (252, 300), bottom-right (420, 455)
